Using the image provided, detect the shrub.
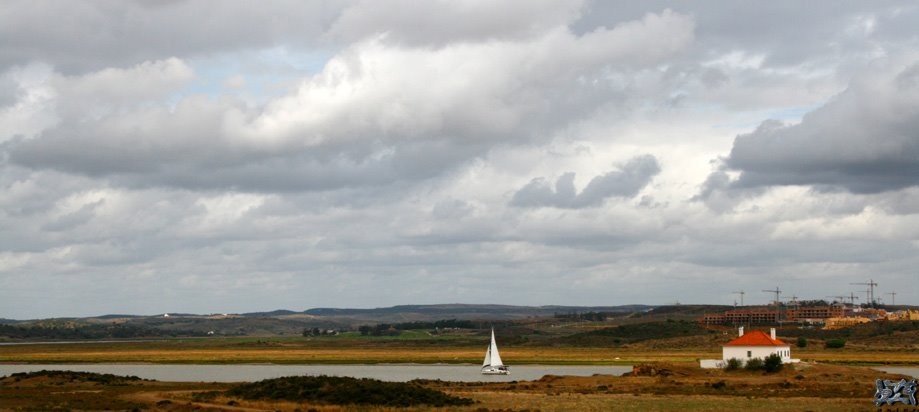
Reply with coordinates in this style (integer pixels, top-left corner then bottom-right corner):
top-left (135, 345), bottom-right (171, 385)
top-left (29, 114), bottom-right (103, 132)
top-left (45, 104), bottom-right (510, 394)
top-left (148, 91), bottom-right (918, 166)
top-left (744, 357), bottom-right (764, 371)
top-left (825, 338), bottom-right (846, 349)
top-left (796, 337), bottom-right (807, 348)
top-left (724, 358), bottom-right (742, 371)
top-left (227, 375), bottom-right (473, 407)
top-left (763, 353), bottom-right (783, 373)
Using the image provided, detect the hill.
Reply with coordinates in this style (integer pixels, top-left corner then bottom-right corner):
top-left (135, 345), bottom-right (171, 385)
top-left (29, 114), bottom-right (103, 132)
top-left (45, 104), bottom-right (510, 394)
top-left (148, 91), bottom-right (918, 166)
top-left (303, 304), bottom-right (652, 324)
top-left (0, 304), bottom-right (654, 341)
top-left (547, 320), bottom-right (713, 346)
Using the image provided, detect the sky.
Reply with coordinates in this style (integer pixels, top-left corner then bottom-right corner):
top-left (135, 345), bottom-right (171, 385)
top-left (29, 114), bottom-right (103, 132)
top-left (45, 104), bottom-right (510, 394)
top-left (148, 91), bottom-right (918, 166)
top-left (2, 1), bottom-right (919, 319)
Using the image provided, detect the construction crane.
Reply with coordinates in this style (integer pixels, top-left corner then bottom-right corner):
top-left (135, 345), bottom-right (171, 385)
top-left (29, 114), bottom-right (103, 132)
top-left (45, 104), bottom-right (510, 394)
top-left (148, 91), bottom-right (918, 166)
top-left (762, 287), bottom-right (782, 305)
top-left (762, 287), bottom-right (782, 323)
top-left (886, 292), bottom-right (897, 306)
top-left (850, 279), bottom-right (878, 306)
top-left (847, 292), bottom-right (860, 306)
top-left (782, 294), bottom-right (800, 310)
top-left (826, 295), bottom-right (847, 305)
top-left (732, 290), bottom-right (745, 306)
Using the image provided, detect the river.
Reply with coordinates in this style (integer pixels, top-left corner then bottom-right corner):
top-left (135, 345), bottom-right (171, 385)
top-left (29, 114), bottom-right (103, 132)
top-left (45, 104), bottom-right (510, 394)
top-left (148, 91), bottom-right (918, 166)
top-left (873, 366), bottom-right (919, 378)
top-left (0, 363), bottom-right (632, 383)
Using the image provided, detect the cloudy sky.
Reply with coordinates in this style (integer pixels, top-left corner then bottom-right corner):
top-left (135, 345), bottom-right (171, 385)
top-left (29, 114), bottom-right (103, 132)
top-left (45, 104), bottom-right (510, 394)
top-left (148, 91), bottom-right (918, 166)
top-left (2, 1), bottom-right (919, 318)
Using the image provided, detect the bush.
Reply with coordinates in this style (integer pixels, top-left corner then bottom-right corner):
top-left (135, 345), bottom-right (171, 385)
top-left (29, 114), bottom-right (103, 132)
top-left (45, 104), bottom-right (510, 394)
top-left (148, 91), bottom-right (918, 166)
top-left (825, 338), bottom-right (846, 349)
top-left (724, 358), bottom-right (742, 371)
top-left (763, 353), bottom-right (783, 373)
top-left (796, 337), bottom-right (807, 348)
top-left (744, 357), bottom-right (764, 371)
top-left (227, 375), bottom-right (473, 407)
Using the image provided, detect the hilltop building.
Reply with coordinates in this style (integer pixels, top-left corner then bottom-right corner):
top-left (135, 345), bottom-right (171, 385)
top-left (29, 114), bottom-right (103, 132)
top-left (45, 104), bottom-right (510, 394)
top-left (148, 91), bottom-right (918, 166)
top-left (701, 305), bottom-right (847, 325)
top-left (700, 327), bottom-right (799, 368)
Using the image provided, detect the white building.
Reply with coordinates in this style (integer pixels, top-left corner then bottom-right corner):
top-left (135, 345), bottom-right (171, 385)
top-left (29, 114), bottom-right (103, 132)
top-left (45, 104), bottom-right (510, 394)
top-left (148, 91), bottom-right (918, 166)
top-left (700, 327), bottom-right (799, 368)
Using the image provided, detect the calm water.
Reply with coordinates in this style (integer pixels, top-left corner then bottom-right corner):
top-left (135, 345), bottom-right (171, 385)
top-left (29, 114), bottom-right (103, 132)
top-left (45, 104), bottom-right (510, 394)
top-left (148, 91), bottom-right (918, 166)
top-left (0, 364), bottom-right (632, 383)
top-left (874, 366), bottom-right (919, 378)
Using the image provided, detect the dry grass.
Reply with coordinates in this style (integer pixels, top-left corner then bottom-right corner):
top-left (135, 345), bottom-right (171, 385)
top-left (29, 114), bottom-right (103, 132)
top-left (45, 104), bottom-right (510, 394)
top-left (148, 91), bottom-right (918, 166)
top-left (464, 392), bottom-right (870, 412)
top-left (3, 342), bottom-right (916, 366)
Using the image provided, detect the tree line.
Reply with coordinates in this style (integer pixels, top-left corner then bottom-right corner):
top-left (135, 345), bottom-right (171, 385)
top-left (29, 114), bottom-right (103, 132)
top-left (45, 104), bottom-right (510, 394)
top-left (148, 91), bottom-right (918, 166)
top-left (0, 323), bottom-right (202, 340)
top-left (355, 319), bottom-right (500, 336)
top-left (553, 311), bottom-right (614, 321)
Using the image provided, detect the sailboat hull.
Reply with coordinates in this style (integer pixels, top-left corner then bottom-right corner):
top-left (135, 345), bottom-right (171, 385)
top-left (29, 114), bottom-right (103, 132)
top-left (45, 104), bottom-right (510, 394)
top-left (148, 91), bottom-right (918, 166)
top-left (481, 366), bottom-right (510, 375)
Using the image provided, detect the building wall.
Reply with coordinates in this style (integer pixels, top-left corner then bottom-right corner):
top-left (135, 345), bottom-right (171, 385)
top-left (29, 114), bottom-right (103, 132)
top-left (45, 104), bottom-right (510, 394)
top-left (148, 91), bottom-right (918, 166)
top-left (702, 306), bottom-right (848, 325)
top-left (824, 317), bottom-right (871, 329)
top-left (723, 345), bottom-right (791, 363)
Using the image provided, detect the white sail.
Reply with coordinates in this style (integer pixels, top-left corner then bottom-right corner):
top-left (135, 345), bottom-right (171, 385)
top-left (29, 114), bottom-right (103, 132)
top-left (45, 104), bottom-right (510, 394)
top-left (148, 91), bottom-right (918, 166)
top-left (481, 328), bottom-right (509, 374)
top-left (488, 329), bottom-right (503, 366)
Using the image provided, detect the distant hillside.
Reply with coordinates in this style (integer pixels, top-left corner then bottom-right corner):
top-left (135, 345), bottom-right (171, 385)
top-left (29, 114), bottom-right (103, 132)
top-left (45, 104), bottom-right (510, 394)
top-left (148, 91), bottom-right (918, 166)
top-left (92, 314), bottom-right (143, 320)
top-left (242, 310), bottom-right (299, 317)
top-left (548, 320), bottom-right (713, 346)
top-left (642, 305), bottom-right (733, 316)
top-left (2, 304), bottom-right (656, 340)
top-left (303, 304), bottom-right (653, 323)
top-left (0, 321), bottom-right (201, 340)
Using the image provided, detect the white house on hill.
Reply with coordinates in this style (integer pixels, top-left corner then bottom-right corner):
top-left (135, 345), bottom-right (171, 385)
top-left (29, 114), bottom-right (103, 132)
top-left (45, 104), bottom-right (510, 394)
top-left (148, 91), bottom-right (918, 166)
top-left (700, 327), bottom-right (800, 368)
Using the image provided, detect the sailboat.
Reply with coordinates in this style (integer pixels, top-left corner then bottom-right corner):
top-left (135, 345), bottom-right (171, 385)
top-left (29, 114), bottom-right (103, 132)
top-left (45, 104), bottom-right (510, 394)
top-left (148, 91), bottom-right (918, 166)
top-left (481, 328), bottom-right (510, 375)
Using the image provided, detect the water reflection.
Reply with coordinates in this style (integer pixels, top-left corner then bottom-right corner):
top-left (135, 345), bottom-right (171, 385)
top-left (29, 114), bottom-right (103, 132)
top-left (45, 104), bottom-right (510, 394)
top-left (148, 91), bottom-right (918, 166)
top-left (0, 364), bottom-right (632, 382)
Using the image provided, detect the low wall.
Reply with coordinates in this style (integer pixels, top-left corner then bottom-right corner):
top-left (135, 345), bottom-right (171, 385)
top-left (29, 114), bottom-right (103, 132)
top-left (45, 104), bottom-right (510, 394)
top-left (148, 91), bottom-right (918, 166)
top-left (699, 359), bottom-right (724, 369)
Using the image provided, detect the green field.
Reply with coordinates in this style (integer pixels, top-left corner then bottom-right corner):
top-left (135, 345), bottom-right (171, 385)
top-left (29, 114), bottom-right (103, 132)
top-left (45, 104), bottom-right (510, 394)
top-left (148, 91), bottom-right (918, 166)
top-left (1, 333), bottom-right (917, 366)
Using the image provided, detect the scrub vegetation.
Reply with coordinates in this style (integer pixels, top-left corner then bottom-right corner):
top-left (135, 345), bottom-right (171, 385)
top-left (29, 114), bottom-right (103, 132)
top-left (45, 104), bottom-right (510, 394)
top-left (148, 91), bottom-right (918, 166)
top-left (225, 375), bottom-right (474, 407)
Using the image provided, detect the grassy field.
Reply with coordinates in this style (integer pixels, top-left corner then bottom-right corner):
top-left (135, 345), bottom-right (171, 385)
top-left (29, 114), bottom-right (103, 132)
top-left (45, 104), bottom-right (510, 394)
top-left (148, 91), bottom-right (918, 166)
top-left (2, 335), bottom-right (918, 366)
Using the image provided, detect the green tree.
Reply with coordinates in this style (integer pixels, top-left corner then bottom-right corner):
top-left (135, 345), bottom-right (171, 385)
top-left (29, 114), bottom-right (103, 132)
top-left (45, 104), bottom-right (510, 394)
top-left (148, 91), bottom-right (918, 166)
top-left (744, 357), bottom-right (764, 371)
top-left (724, 358), bottom-right (742, 371)
top-left (796, 336), bottom-right (807, 348)
top-left (763, 353), bottom-right (783, 373)
top-left (825, 338), bottom-right (846, 349)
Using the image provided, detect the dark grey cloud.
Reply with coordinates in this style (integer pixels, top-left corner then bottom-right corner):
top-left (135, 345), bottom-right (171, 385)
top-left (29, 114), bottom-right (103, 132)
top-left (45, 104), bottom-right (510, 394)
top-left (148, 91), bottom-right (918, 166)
top-left (327, 0), bottom-right (583, 46)
top-left (510, 155), bottom-right (660, 208)
top-left (0, 0), bottom-right (582, 74)
top-left (576, 1), bottom-right (919, 67)
top-left (3, 11), bottom-right (691, 193)
top-left (0, 1), bottom-right (343, 73)
top-left (702, 60), bottom-right (919, 196)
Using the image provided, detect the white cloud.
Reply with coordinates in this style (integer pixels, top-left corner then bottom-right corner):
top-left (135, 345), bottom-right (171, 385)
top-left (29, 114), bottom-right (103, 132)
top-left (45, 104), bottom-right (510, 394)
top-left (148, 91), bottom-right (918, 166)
top-left (3, 2), bottom-right (919, 318)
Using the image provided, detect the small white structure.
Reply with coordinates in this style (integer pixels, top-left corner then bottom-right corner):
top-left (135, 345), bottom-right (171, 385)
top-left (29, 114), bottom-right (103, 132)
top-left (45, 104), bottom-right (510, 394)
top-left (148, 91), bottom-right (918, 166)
top-left (700, 327), bottom-right (800, 368)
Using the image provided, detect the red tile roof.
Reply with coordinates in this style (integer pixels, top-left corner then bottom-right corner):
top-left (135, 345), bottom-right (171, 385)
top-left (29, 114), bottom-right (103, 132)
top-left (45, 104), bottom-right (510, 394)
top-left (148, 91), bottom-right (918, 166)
top-left (724, 330), bottom-right (787, 346)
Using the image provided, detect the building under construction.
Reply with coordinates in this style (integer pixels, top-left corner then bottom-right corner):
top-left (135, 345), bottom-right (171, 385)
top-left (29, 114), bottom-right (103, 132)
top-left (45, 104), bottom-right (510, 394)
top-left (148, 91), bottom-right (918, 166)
top-left (701, 305), bottom-right (847, 325)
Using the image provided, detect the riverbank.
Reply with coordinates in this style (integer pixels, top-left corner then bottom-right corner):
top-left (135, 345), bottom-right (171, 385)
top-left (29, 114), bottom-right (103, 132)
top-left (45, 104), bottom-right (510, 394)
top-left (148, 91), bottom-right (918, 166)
top-left (0, 362), bottom-right (905, 411)
top-left (1, 336), bottom-right (917, 365)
